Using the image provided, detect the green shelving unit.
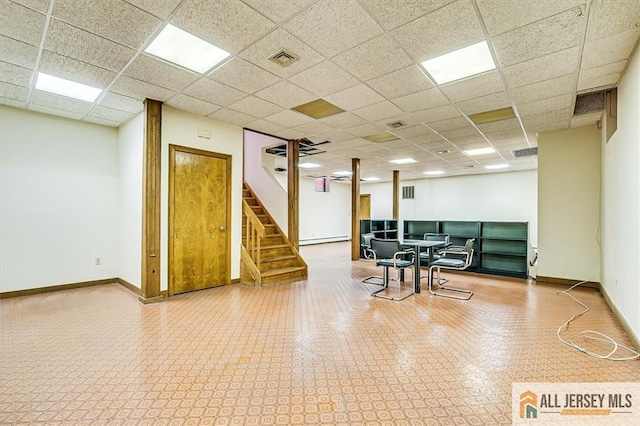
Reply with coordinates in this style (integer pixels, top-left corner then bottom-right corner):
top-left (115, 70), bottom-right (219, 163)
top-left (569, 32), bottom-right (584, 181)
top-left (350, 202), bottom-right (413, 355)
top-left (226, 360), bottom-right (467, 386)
top-left (360, 219), bottom-right (398, 258)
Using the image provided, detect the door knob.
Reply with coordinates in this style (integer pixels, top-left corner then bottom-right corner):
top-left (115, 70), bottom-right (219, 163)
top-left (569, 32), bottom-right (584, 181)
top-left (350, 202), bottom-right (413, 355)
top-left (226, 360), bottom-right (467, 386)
top-left (219, 226), bottom-right (226, 232)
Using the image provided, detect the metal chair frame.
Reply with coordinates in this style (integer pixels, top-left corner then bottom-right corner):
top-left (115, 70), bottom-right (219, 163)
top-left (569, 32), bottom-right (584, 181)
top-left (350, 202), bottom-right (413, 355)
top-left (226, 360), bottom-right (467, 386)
top-left (428, 238), bottom-right (475, 300)
top-left (369, 238), bottom-right (415, 301)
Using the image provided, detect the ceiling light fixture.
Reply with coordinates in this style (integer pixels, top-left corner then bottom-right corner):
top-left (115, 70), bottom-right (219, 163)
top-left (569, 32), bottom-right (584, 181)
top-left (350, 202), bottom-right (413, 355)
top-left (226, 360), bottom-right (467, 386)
top-left (144, 24), bottom-right (230, 74)
top-left (362, 177), bottom-right (380, 181)
top-left (436, 149), bottom-right (451, 155)
top-left (299, 162), bottom-right (321, 168)
top-left (389, 158), bottom-right (417, 165)
top-left (464, 147), bottom-right (496, 156)
top-left (421, 41), bottom-right (496, 85)
top-left (469, 107), bottom-right (515, 124)
top-left (292, 99), bottom-right (344, 119)
top-left (485, 164), bottom-right (509, 170)
top-left (333, 171), bottom-right (352, 176)
top-left (423, 170), bottom-right (445, 175)
top-left (35, 72), bottom-right (102, 102)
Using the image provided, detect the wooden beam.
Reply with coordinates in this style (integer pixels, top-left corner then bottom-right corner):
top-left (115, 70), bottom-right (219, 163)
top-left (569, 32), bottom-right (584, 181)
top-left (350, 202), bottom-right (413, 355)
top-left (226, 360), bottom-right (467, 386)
top-left (287, 139), bottom-right (300, 250)
top-left (393, 170), bottom-right (399, 220)
top-left (141, 99), bottom-right (163, 304)
top-left (351, 158), bottom-right (361, 260)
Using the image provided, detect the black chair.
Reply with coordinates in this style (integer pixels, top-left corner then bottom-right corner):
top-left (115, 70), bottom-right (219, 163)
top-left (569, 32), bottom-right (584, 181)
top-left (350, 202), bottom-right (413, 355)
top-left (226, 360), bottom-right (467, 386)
top-left (361, 233), bottom-right (384, 285)
top-left (428, 238), bottom-right (475, 300)
top-left (370, 238), bottom-right (415, 301)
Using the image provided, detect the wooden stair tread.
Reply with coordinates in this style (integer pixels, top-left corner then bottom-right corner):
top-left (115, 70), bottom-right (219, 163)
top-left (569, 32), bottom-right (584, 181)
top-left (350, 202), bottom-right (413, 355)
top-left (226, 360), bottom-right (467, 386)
top-left (261, 254), bottom-right (297, 262)
top-left (260, 243), bottom-right (289, 249)
top-left (261, 266), bottom-right (306, 278)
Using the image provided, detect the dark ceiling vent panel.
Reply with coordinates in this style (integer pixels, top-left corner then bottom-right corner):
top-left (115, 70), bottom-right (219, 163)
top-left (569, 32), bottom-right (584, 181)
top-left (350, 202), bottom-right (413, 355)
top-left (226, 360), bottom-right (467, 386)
top-left (386, 120), bottom-right (407, 129)
top-left (574, 90), bottom-right (605, 115)
top-left (268, 48), bottom-right (299, 67)
top-left (512, 147), bottom-right (538, 158)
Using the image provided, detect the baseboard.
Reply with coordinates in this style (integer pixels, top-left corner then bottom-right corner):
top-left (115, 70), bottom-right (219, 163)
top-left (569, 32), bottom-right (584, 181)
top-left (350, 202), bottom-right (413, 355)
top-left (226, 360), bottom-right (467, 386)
top-left (299, 236), bottom-right (349, 246)
top-left (231, 278), bottom-right (240, 284)
top-left (116, 278), bottom-right (141, 295)
top-left (0, 278), bottom-right (117, 299)
top-left (535, 275), bottom-right (600, 289)
top-left (598, 284), bottom-right (640, 353)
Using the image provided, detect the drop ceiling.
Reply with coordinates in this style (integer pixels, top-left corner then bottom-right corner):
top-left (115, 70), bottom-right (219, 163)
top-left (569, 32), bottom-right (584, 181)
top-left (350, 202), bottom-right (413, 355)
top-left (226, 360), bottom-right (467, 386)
top-left (1, 0), bottom-right (639, 182)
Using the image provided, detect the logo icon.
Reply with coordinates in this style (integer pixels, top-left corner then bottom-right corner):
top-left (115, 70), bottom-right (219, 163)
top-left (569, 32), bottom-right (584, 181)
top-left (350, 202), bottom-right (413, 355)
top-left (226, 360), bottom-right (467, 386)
top-left (520, 390), bottom-right (538, 419)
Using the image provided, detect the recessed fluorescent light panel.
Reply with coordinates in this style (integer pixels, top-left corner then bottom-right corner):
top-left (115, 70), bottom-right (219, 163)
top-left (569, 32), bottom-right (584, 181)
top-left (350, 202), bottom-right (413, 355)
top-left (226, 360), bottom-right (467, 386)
top-left (389, 158), bottom-right (417, 164)
top-left (145, 24), bottom-right (230, 74)
top-left (299, 162), bottom-right (320, 169)
top-left (421, 41), bottom-right (496, 85)
top-left (423, 170), bottom-right (445, 176)
top-left (362, 177), bottom-right (380, 181)
top-left (464, 147), bottom-right (496, 156)
top-left (333, 171), bottom-right (352, 176)
top-left (485, 164), bottom-right (509, 170)
top-left (35, 73), bottom-right (102, 102)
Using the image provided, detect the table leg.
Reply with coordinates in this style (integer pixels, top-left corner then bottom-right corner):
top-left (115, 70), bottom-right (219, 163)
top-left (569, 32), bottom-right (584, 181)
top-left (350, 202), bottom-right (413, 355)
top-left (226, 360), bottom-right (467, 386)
top-left (414, 245), bottom-right (421, 293)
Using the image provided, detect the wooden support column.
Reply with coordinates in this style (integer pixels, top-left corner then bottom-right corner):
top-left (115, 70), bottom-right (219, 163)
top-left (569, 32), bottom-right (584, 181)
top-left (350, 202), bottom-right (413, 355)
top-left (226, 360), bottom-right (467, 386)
top-left (287, 139), bottom-right (300, 250)
top-left (351, 158), bottom-right (361, 260)
top-left (393, 170), bottom-right (399, 220)
top-left (140, 99), bottom-right (163, 304)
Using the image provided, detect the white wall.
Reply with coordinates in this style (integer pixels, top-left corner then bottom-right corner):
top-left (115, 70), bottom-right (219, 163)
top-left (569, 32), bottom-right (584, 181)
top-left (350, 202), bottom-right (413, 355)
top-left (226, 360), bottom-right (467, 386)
top-left (364, 170), bottom-right (538, 246)
top-left (601, 47), bottom-right (640, 339)
top-left (0, 106), bottom-right (119, 291)
top-left (161, 106), bottom-right (244, 288)
top-left (117, 112), bottom-right (143, 288)
top-left (299, 178), bottom-right (351, 244)
top-left (537, 125), bottom-right (601, 282)
top-left (243, 130), bottom-right (288, 233)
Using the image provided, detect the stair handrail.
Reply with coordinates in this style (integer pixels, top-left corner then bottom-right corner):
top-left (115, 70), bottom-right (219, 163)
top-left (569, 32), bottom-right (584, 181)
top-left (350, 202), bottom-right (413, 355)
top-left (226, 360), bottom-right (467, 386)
top-left (242, 199), bottom-right (265, 271)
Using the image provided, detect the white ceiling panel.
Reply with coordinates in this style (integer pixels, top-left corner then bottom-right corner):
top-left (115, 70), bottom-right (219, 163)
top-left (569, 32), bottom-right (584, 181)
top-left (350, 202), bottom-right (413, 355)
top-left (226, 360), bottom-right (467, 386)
top-left (208, 108), bottom-right (257, 126)
top-left (240, 0), bottom-right (315, 24)
top-left (352, 101), bottom-right (404, 122)
top-left (184, 78), bottom-right (247, 106)
top-left (577, 60), bottom-right (627, 91)
top-left (110, 75), bottom-right (176, 102)
top-left (365, 65), bottom-right (433, 99)
top-left (45, 19), bottom-right (137, 72)
top-left (315, 130), bottom-right (355, 143)
top-left (339, 138), bottom-right (373, 148)
top-left (392, 87), bottom-right (449, 112)
top-left (518, 94), bottom-right (574, 117)
top-left (344, 122), bottom-right (386, 137)
top-left (359, 0), bottom-right (455, 30)
top-left (124, 0), bottom-right (182, 19)
top-left (510, 74), bottom-right (576, 104)
top-left (440, 125), bottom-right (481, 140)
top-left (0, 81), bottom-right (28, 101)
top-left (165, 94), bottom-right (221, 116)
top-left (521, 109), bottom-right (573, 126)
top-left (283, 0), bottom-right (384, 57)
top-left (392, 0), bottom-right (485, 61)
top-left (293, 120), bottom-right (334, 136)
top-left (581, 28), bottom-right (640, 70)
top-left (0, 35), bottom-right (38, 69)
top-left (29, 103), bottom-right (84, 120)
top-left (239, 28), bottom-right (325, 78)
top-left (171, 0), bottom-right (275, 53)
top-left (255, 80), bottom-right (315, 109)
top-left (0, 0), bottom-right (46, 46)
top-left (333, 34), bottom-right (412, 80)
top-left (83, 115), bottom-right (120, 127)
top-left (318, 111), bottom-right (367, 129)
top-left (52, 0), bottom-right (161, 49)
top-left (272, 128), bottom-right (307, 140)
top-left (228, 95), bottom-right (283, 118)
top-left (30, 90), bottom-right (92, 114)
top-left (456, 91), bottom-right (511, 115)
top-left (287, 60), bottom-right (359, 98)
top-left (525, 119), bottom-right (571, 133)
top-left (503, 46), bottom-right (581, 88)
top-left (209, 57), bottom-right (280, 94)
top-left (477, 118), bottom-right (524, 133)
top-left (325, 84), bottom-right (385, 111)
top-left (570, 111), bottom-right (602, 128)
top-left (492, 7), bottom-right (585, 67)
top-left (98, 92), bottom-right (143, 114)
top-left (125, 54), bottom-right (200, 92)
top-left (264, 109), bottom-right (314, 128)
top-left (586, 0), bottom-right (640, 42)
top-left (88, 105), bottom-right (135, 123)
top-left (0, 61), bottom-right (32, 87)
top-left (428, 116), bottom-right (469, 132)
top-left (245, 119), bottom-right (285, 135)
top-left (439, 70), bottom-right (505, 102)
top-left (11, 0), bottom-right (49, 13)
top-left (412, 104), bottom-right (462, 123)
top-left (39, 50), bottom-right (117, 88)
top-left (405, 132), bottom-right (448, 146)
top-left (391, 125), bottom-right (435, 139)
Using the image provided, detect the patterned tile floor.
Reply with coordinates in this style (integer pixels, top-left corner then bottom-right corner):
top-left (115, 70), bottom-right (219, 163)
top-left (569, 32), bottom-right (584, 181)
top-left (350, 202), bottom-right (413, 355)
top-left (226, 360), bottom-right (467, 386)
top-left (1, 242), bottom-right (639, 425)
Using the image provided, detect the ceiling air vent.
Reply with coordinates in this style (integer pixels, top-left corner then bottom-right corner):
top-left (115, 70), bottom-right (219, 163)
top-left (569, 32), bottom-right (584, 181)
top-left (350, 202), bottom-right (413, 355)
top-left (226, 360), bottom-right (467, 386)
top-left (512, 147), bottom-right (538, 158)
top-left (268, 48), bottom-right (299, 67)
top-left (386, 120), bottom-right (407, 129)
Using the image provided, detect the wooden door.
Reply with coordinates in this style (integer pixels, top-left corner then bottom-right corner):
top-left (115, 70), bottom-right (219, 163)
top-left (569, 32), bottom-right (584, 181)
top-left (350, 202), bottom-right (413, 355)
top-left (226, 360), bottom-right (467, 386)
top-left (169, 145), bottom-right (231, 295)
top-left (360, 194), bottom-right (371, 219)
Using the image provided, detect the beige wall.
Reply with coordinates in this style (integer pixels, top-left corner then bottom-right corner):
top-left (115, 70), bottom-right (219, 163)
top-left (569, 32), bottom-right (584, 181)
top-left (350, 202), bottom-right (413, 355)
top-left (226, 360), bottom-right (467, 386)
top-left (537, 125), bottom-right (601, 282)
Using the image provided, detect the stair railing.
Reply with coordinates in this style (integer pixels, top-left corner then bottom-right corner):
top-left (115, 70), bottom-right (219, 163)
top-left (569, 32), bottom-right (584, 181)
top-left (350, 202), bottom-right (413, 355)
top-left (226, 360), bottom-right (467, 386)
top-left (242, 199), bottom-right (265, 272)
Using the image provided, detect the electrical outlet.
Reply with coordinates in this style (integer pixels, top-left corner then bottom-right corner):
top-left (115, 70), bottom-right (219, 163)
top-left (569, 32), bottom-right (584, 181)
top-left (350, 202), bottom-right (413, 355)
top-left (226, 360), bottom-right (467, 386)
top-left (95, 258), bottom-right (101, 266)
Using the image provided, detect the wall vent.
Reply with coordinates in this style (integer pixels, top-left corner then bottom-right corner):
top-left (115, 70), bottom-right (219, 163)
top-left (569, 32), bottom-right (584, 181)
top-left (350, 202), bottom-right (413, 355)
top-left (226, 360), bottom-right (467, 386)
top-left (268, 48), bottom-right (300, 67)
top-left (512, 147), bottom-right (538, 158)
top-left (402, 186), bottom-right (415, 199)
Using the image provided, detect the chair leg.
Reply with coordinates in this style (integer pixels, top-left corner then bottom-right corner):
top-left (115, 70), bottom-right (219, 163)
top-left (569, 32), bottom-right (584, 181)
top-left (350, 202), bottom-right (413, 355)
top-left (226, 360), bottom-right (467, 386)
top-left (428, 266), bottom-right (473, 300)
top-left (372, 266), bottom-right (415, 301)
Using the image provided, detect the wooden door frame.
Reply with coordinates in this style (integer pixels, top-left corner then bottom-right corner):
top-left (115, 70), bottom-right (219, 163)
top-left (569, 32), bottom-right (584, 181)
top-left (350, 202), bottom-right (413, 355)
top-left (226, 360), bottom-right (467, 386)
top-left (168, 144), bottom-right (232, 296)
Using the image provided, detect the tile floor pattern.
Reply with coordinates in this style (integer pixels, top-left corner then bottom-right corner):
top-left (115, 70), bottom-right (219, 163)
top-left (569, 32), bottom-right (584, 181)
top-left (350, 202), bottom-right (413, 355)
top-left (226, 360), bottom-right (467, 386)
top-left (1, 242), bottom-right (639, 425)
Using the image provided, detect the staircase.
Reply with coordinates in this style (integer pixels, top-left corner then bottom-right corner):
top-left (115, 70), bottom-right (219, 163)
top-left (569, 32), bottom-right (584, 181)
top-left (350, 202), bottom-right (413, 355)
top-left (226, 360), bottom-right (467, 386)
top-left (241, 182), bottom-right (307, 286)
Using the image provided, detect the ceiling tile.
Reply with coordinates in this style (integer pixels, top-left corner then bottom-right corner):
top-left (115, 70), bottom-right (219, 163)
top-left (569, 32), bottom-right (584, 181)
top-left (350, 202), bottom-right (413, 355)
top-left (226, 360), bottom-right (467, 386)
top-left (570, 111), bottom-right (602, 128)
top-left (503, 46), bottom-right (581, 88)
top-left (510, 74), bottom-right (576, 104)
top-left (39, 50), bottom-right (117, 88)
top-left (412, 104), bottom-right (463, 123)
top-left (0, 61), bottom-right (32, 87)
top-left (352, 101), bottom-right (404, 122)
top-left (110, 75), bottom-right (176, 102)
top-left (318, 111), bottom-right (367, 129)
top-left (83, 116), bottom-right (120, 127)
top-left (241, 0), bottom-right (315, 23)
top-left (392, 88), bottom-right (449, 112)
top-left (333, 35), bottom-right (413, 80)
top-left (581, 28), bottom-right (640, 70)
top-left (525, 118), bottom-right (571, 133)
top-left (521, 109), bottom-right (573, 126)
top-left (245, 119), bottom-right (285, 135)
top-left (456, 91), bottom-right (511, 115)
top-left (228, 95), bottom-right (283, 118)
top-left (87, 105), bottom-right (135, 123)
top-left (275, 128), bottom-right (310, 140)
top-left (578, 60), bottom-right (627, 91)
top-left (345, 122), bottom-right (386, 137)
top-left (29, 103), bottom-right (84, 120)
top-left (0, 35), bottom-right (38, 69)
top-left (477, 117), bottom-right (524, 133)
top-left (359, 0), bottom-right (455, 30)
top-left (166, 94), bottom-right (221, 116)
top-left (325, 84), bottom-right (385, 111)
top-left (586, 0), bottom-right (640, 42)
top-left (293, 120), bottom-right (334, 136)
top-left (339, 138), bottom-right (374, 148)
top-left (124, 0), bottom-right (182, 19)
top-left (314, 130), bottom-right (355, 143)
top-left (255, 80), bottom-right (315, 109)
top-left (428, 116), bottom-right (469, 132)
top-left (264, 109), bottom-right (314, 127)
top-left (98, 92), bottom-right (143, 114)
top-left (439, 70), bottom-right (506, 102)
top-left (492, 7), bottom-right (585, 67)
top-left (518, 94), bottom-right (574, 117)
top-left (30, 91), bottom-right (92, 115)
top-left (392, 0), bottom-right (485, 61)
top-left (11, 0), bottom-right (50, 13)
top-left (53, 0), bottom-right (161, 49)
top-left (366, 65), bottom-right (433, 99)
top-left (45, 19), bottom-right (137, 72)
top-left (477, 0), bottom-right (585, 36)
top-left (283, 0), bottom-right (383, 57)
top-left (287, 61), bottom-right (359, 98)
top-left (375, 114), bottom-right (419, 129)
top-left (183, 78), bottom-right (247, 106)
top-left (404, 133), bottom-right (449, 146)
top-left (209, 57), bottom-right (280, 94)
top-left (173, 0), bottom-right (276, 53)
top-left (484, 128), bottom-right (525, 142)
top-left (392, 125), bottom-right (435, 139)
top-left (0, 0), bottom-right (46, 46)
top-left (440, 125), bottom-right (481, 140)
top-left (0, 81), bottom-right (28, 101)
top-left (240, 28), bottom-right (325, 78)
top-left (208, 108), bottom-right (257, 126)
top-left (125, 54), bottom-right (200, 91)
